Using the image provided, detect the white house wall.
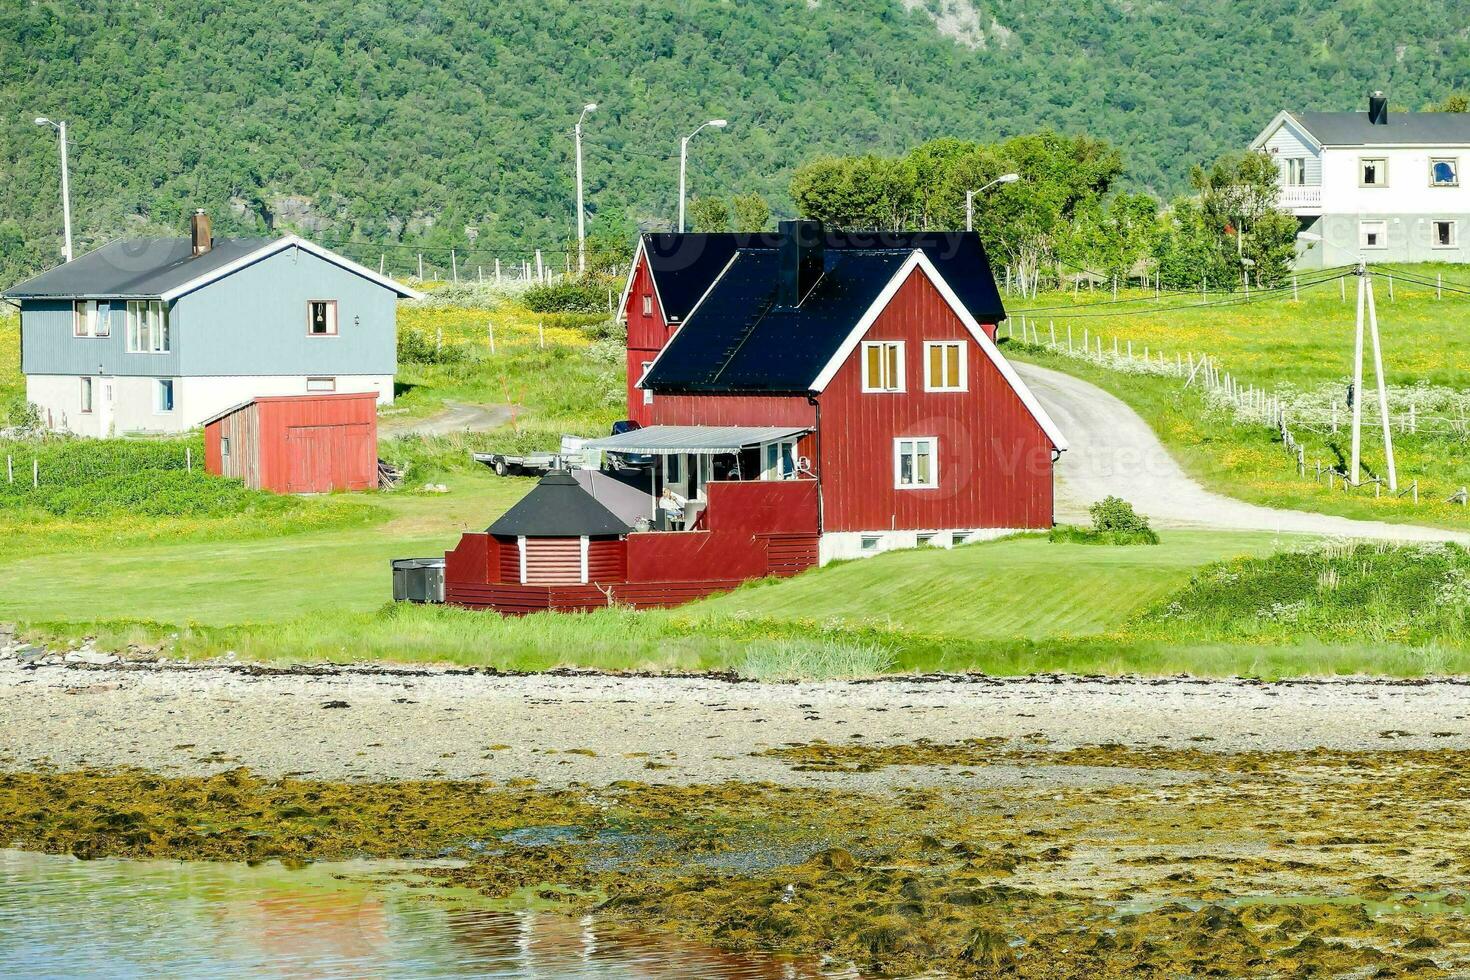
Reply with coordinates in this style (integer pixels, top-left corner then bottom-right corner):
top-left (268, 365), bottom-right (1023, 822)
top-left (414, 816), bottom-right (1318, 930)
top-left (26, 373), bottom-right (393, 436)
top-left (1261, 120), bottom-right (1322, 184)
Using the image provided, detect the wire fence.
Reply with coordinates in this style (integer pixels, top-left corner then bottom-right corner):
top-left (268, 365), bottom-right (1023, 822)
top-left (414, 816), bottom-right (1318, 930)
top-left (0, 442), bottom-right (198, 492)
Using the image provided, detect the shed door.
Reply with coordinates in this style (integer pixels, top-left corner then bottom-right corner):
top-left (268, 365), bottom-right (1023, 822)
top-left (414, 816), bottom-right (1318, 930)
top-left (285, 426), bottom-right (337, 493)
top-left (522, 538), bottom-right (584, 585)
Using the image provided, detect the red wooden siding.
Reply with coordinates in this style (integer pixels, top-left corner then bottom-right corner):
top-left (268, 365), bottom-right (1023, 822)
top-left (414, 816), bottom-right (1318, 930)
top-left (651, 393), bottom-right (816, 429)
top-left (205, 393), bottom-right (378, 494)
top-left (624, 257), bottom-right (669, 426)
top-left (816, 270), bottom-right (1054, 532)
top-left (444, 482), bottom-right (819, 614)
top-left (587, 537), bottom-right (626, 582)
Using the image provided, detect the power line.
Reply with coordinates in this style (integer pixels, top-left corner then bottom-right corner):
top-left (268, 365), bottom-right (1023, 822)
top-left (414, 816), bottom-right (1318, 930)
top-left (1012, 262), bottom-right (1357, 315)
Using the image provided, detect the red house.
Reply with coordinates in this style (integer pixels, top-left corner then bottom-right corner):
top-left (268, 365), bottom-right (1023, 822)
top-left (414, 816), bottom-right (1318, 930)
top-left (442, 221), bottom-right (1066, 613)
top-left (204, 392), bottom-right (379, 494)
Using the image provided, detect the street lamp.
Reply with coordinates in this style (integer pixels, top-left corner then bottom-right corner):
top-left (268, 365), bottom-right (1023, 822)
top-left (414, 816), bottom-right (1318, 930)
top-left (574, 102), bottom-right (597, 274)
top-left (34, 116), bottom-right (73, 261)
top-left (965, 173), bottom-right (1019, 232)
top-left (678, 119), bottom-right (727, 233)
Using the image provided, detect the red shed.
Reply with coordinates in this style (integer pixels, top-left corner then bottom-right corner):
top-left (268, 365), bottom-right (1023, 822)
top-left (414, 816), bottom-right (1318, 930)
top-left (204, 392), bottom-right (379, 494)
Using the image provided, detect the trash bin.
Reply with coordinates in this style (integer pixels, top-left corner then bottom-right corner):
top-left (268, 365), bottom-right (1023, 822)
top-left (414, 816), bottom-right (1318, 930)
top-left (391, 558), bottom-right (446, 603)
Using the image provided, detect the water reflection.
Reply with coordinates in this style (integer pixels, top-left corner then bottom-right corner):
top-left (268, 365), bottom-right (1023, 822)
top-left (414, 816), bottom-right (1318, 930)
top-left (0, 850), bottom-right (855, 979)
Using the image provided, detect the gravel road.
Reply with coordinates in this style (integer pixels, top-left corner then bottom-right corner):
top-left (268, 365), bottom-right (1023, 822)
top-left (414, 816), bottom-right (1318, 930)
top-left (381, 400), bottom-right (512, 437)
top-left (1015, 360), bottom-right (1468, 542)
top-left (3, 659), bottom-right (1467, 789)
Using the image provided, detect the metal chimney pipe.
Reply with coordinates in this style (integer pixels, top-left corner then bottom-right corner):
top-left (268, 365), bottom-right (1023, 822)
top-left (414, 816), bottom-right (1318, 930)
top-left (191, 209), bottom-right (213, 256)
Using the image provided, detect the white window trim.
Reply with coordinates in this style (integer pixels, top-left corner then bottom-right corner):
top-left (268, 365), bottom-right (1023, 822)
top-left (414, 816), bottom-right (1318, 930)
top-left (894, 436), bottom-right (939, 490)
top-left (641, 295), bottom-right (653, 316)
top-left (154, 378), bottom-right (175, 415)
top-left (1432, 220), bottom-right (1459, 249)
top-left (307, 299), bottom-right (339, 337)
top-left (79, 377), bottom-right (93, 414)
top-left (1359, 157), bottom-right (1388, 188)
top-left (517, 535), bottom-right (528, 585)
top-left (1430, 157), bottom-right (1460, 188)
top-left (125, 300), bottom-right (170, 354)
top-left (73, 300), bottom-right (108, 338)
top-left (861, 340), bottom-right (905, 393)
top-left (761, 439), bottom-right (798, 481)
top-left (641, 361), bottom-right (654, 405)
top-left (922, 341), bottom-right (967, 392)
top-left (1359, 220), bottom-right (1389, 250)
top-left (579, 535), bottom-right (590, 584)
top-left (306, 376), bottom-right (337, 392)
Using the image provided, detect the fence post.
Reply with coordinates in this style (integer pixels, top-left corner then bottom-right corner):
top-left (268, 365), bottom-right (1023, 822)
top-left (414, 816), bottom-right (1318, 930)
top-left (5, 455), bottom-right (10, 484)
top-left (1068, 324), bottom-right (1074, 353)
top-left (495, 259), bottom-right (502, 283)
top-left (32, 458), bottom-right (38, 488)
top-left (417, 253), bottom-right (424, 279)
top-left (538, 322), bottom-right (545, 349)
top-left (1049, 321), bottom-right (1056, 346)
top-left (488, 322), bottom-right (496, 355)
top-left (186, 447), bottom-right (192, 472)
top-left (1413, 480), bottom-right (1419, 505)
top-left (1388, 273), bottom-right (1394, 302)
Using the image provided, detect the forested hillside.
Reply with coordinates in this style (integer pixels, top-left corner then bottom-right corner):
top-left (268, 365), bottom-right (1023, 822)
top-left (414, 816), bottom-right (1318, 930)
top-left (2, 0), bottom-right (1467, 282)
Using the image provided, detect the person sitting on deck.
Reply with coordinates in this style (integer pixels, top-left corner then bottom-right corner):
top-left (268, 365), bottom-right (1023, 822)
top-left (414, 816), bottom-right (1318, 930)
top-left (658, 487), bottom-right (689, 528)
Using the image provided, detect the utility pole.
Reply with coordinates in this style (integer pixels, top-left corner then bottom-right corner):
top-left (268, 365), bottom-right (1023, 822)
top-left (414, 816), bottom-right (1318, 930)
top-left (1365, 269), bottom-right (1397, 491)
top-left (1349, 264), bottom-right (1366, 485)
top-left (678, 119), bottom-right (727, 232)
top-left (574, 103), bottom-right (596, 274)
top-left (34, 117), bottom-right (73, 261)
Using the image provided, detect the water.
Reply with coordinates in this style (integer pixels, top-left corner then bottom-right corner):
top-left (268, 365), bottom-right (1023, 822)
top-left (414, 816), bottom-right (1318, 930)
top-left (0, 850), bottom-right (844, 979)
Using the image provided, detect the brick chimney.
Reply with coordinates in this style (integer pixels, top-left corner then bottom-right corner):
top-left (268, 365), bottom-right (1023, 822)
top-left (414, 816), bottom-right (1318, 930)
top-left (1368, 91), bottom-right (1389, 126)
top-left (191, 209), bottom-right (213, 256)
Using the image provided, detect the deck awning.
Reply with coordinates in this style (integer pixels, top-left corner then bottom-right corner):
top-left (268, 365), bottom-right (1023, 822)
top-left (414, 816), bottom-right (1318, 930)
top-left (581, 425), bottom-right (809, 455)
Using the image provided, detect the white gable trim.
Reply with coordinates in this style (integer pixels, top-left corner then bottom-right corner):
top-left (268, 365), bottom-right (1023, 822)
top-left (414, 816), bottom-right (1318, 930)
top-left (1250, 110), bottom-right (1322, 152)
top-left (616, 237), bottom-right (674, 325)
top-left (158, 235), bottom-right (423, 302)
top-left (635, 251), bottom-right (741, 391)
top-left (615, 237), bottom-right (646, 322)
top-left (808, 251), bottom-right (1068, 452)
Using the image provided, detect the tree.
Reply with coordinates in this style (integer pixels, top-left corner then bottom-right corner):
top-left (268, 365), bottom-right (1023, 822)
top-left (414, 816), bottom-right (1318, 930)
top-left (731, 193), bottom-right (770, 232)
top-left (688, 197), bottom-right (731, 232)
top-left (1190, 151), bottom-right (1296, 286)
top-left (1427, 93), bottom-right (1470, 112)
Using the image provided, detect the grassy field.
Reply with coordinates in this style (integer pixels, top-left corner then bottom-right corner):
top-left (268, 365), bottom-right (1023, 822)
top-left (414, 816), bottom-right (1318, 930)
top-left (1007, 262), bottom-right (1470, 529)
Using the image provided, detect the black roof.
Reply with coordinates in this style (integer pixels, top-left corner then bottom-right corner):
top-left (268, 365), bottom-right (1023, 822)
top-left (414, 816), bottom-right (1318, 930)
top-left (1290, 111), bottom-right (1470, 146)
top-left (4, 237), bottom-right (277, 299)
top-left (641, 230), bottom-right (1005, 324)
top-left (487, 470), bottom-right (632, 537)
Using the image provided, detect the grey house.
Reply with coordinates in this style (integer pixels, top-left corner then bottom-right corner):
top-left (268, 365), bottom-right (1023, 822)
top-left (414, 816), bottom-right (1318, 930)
top-left (3, 213), bottom-right (420, 436)
top-left (1251, 93), bottom-right (1470, 268)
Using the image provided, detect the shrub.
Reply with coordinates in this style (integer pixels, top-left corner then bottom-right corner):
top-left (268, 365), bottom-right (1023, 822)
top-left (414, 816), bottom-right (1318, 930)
top-left (1048, 497), bottom-right (1158, 545)
top-left (737, 636), bottom-right (895, 681)
top-left (523, 274), bottom-right (618, 314)
top-left (397, 328), bottom-right (468, 365)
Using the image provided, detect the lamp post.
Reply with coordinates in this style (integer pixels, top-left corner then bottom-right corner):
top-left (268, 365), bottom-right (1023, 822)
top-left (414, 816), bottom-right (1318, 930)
top-left (965, 173), bottom-right (1018, 232)
top-left (678, 119), bottom-right (727, 233)
top-left (34, 116), bottom-right (73, 261)
top-left (574, 102), bottom-right (596, 275)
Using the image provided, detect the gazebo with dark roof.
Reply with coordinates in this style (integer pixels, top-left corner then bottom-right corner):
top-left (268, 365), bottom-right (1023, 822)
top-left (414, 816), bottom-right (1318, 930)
top-left (487, 471), bottom-right (632, 586)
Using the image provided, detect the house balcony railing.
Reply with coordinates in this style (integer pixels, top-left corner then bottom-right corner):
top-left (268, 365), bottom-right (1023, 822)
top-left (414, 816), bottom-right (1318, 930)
top-left (1277, 185), bottom-right (1323, 212)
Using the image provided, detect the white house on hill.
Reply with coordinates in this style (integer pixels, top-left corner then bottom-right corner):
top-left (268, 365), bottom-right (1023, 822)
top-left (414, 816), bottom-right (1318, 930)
top-left (1251, 92), bottom-right (1470, 268)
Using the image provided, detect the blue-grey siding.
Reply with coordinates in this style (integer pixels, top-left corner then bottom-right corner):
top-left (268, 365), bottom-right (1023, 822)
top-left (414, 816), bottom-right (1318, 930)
top-left (19, 299), bottom-right (182, 377)
top-left (21, 244), bottom-right (397, 378)
top-left (1262, 120), bottom-right (1322, 185)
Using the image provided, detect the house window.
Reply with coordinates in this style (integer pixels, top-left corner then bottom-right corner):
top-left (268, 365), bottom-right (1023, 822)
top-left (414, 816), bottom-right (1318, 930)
top-left (79, 377), bottom-right (93, 414)
top-left (1359, 221), bottom-right (1388, 250)
top-left (1431, 158), bottom-right (1459, 187)
top-left (306, 376), bottom-right (336, 392)
top-left (894, 437), bottom-right (938, 489)
top-left (155, 379), bottom-right (175, 413)
top-left (1360, 158), bottom-right (1388, 187)
top-left (1434, 220), bottom-right (1458, 249)
top-left (641, 361), bottom-right (654, 405)
top-left (861, 341), bottom-right (905, 392)
top-left (307, 300), bottom-right (338, 336)
top-left (924, 341), bottom-right (966, 391)
top-left (1285, 158), bottom-right (1307, 187)
top-left (762, 440), bottom-right (797, 480)
top-left (860, 535), bottom-right (882, 553)
top-left (126, 300), bottom-right (169, 353)
top-left (641, 295), bottom-right (653, 317)
top-left (665, 453), bottom-right (682, 485)
top-left (73, 300), bottom-right (107, 337)
top-left (220, 436), bottom-right (231, 458)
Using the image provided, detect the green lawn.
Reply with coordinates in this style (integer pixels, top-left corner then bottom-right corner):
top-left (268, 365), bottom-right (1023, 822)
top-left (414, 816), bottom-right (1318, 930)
top-left (694, 531), bottom-right (1281, 640)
